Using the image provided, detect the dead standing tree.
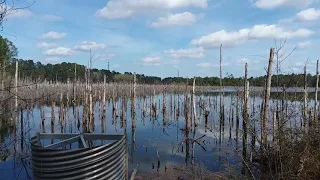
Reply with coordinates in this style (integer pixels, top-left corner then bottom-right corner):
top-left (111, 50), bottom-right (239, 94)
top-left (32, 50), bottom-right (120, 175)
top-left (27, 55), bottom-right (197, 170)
top-left (219, 44), bottom-right (225, 127)
top-left (274, 40), bottom-right (296, 119)
top-left (303, 66), bottom-right (308, 129)
top-left (86, 48), bottom-right (107, 132)
top-left (192, 77), bottom-right (198, 128)
top-left (243, 63), bottom-right (249, 158)
top-left (262, 48), bottom-right (275, 147)
top-left (314, 60), bottom-right (319, 128)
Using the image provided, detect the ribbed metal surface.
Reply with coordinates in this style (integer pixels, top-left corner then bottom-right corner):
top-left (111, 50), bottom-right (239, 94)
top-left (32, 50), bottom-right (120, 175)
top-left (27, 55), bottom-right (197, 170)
top-left (31, 133), bottom-right (128, 180)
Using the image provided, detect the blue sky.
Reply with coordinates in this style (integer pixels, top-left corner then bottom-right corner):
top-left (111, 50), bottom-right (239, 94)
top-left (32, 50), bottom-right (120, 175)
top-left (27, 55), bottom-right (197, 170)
top-left (2, 0), bottom-right (320, 78)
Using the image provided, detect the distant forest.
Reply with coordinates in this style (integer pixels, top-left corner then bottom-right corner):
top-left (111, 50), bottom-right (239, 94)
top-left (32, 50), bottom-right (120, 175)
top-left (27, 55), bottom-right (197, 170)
top-left (5, 59), bottom-right (318, 87)
top-left (0, 35), bottom-right (316, 87)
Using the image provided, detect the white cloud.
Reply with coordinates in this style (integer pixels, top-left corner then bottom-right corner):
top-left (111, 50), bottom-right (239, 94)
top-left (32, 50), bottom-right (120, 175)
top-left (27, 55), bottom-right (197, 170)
top-left (253, 0), bottom-right (313, 9)
top-left (197, 62), bottom-right (229, 68)
top-left (6, 8), bottom-right (33, 18)
top-left (141, 56), bottom-right (161, 66)
top-left (296, 41), bottom-right (312, 49)
top-left (44, 47), bottom-right (73, 56)
top-left (236, 58), bottom-right (259, 66)
top-left (36, 42), bottom-right (57, 49)
top-left (96, 0), bottom-right (207, 19)
top-left (41, 14), bottom-right (63, 22)
top-left (191, 24), bottom-right (314, 48)
top-left (41, 31), bottom-right (67, 40)
top-left (164, 47), bottom-right (205, 59)
top-left (151, 12), bottom-right (197, 27)
top-left (191, 30), bottom-right (248, 48)
top-left (248, 25), bottom-right (312, 39)
top-left (74, 41), bottom-right (106, 52)
top-left (296, 8), bottom-right (320, 21)
top-left (279, 8), bottom-right (320, 24)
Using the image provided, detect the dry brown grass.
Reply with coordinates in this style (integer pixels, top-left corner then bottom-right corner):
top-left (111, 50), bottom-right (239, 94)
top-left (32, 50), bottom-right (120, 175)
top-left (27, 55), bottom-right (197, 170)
top-left (258, 129), bottom-right (320, 180)
top-left (134, 165), bottom-right (229, 180)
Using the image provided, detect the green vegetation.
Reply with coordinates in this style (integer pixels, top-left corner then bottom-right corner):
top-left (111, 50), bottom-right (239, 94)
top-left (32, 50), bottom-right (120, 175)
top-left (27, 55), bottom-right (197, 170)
top-left (0, 35), bottom-right (318, 87)
top-left (3, 58), bottom-right (318, 87)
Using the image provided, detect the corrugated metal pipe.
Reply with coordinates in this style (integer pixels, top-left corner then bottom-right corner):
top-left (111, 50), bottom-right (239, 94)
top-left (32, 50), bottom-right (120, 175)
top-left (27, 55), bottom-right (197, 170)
top-left (31, 133), bottom-right (128, 180)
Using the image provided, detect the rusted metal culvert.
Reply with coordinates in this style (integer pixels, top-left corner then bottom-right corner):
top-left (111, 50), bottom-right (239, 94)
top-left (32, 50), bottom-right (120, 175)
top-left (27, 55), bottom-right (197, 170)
top-left (31, 133), bottom-right (127, 180)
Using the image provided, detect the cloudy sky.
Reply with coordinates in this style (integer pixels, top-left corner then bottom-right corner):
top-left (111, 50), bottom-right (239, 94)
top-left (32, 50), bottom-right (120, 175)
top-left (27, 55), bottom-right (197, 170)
top-left (2, 0), bottom-right (320, 78)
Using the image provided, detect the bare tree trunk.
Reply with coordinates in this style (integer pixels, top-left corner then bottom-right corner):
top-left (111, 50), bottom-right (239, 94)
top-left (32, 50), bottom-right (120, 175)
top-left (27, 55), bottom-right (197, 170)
top-left (133, 73), bottom-right (136, 116)
top-left (132, 73), bottom-right (136, 153)
top-left (143, 95), bottom-right (146, 118)
top-left (51, 101), bottom-right (55, 125)
top-left (219, 44), bottom-right (224, 125)
top-left (162, 86), bottom-right (166, 125)
top-left (275, 47), bottom-right (280, 130)
top-left (88, 50), bottom-right (93, 125)
top-left (153, 85), bottom-right (156, 117)
top-left (236, 91), bottom-right (239, 124)
top-left (83, 68), bottom-right (88, 127)
top-left (243, 63), bottom-right (249, 158)
top-left (244, 63), bottom-right (249, 119)
top-left (193, 77), bottom-right (198, 127)
top-left (150, 91), bottom-right (153, 117)
top-left (262, 48), bottom-right (274, 146)
top-left (103, 74), bottom-right (106, 116)
top-left (314, 60), bottom-right (319, 126)
top-left (273, 111), bottom-right (276, 145)
top-left (303, 66), bottom-right (308, 129)
top-left (184, 80), bottom-right (190, 130)
top-left (73, 63), bottom-right (76, 103)
top-left (89, 86), bottom-right (93, 124)
top-left (14, 60), bottom-right (19, 152)
top-left (15, 60), bottom-right (18, 113)
top-left (74, 63), bottom-right (77, 82)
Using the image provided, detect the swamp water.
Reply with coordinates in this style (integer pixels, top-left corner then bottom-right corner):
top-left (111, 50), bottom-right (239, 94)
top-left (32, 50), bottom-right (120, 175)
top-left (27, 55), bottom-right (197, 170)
top-left (0, 90), bottom-right (310, 179)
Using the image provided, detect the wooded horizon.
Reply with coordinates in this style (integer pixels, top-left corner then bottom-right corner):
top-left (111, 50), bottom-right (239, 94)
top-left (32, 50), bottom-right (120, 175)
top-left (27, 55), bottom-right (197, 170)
top-left (5, 58), bottom-right (319, 87)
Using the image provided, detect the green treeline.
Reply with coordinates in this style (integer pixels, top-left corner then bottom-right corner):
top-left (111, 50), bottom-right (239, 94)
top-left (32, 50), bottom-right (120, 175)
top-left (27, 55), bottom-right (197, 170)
top-left (8, 59), bottom-right (162, 84)
top-left (0, 36), bottom-right (318, 87)
top-left (4, 59), bottom-right (317, 87)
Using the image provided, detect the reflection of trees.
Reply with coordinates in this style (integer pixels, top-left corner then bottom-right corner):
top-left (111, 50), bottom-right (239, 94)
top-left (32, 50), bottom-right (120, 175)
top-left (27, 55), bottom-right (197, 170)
top-left (174, 119), bottom-right (206, 167)
top-left (131, 93), bottom-right (136, 164)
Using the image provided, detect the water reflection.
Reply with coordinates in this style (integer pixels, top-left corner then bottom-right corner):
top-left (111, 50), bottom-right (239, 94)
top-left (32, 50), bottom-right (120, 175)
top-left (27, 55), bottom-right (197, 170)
top-left (0, 91), bottom-right (313, 179)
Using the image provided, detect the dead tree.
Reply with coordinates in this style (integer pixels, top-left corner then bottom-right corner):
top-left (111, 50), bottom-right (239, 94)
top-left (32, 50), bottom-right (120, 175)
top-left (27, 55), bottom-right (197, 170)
top-left (219, 44), bottom-right (225, 125)
top-left (314, 60), bottom-right (319, 125)
top-left (15, 60), bottom-right (18, 114)
top-left (243, 63), bottom-right (249, 155)
top-left (193, 77), bottom-right (198, 127)
top-left (303, 66), bottom-right (308, 129)
top-left (262, 48), bottom-right (274, 146)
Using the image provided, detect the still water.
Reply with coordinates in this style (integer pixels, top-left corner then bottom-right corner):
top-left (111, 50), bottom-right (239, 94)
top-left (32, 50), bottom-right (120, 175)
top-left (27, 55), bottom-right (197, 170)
top-left (0, 91), bottom-right (307, 179)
